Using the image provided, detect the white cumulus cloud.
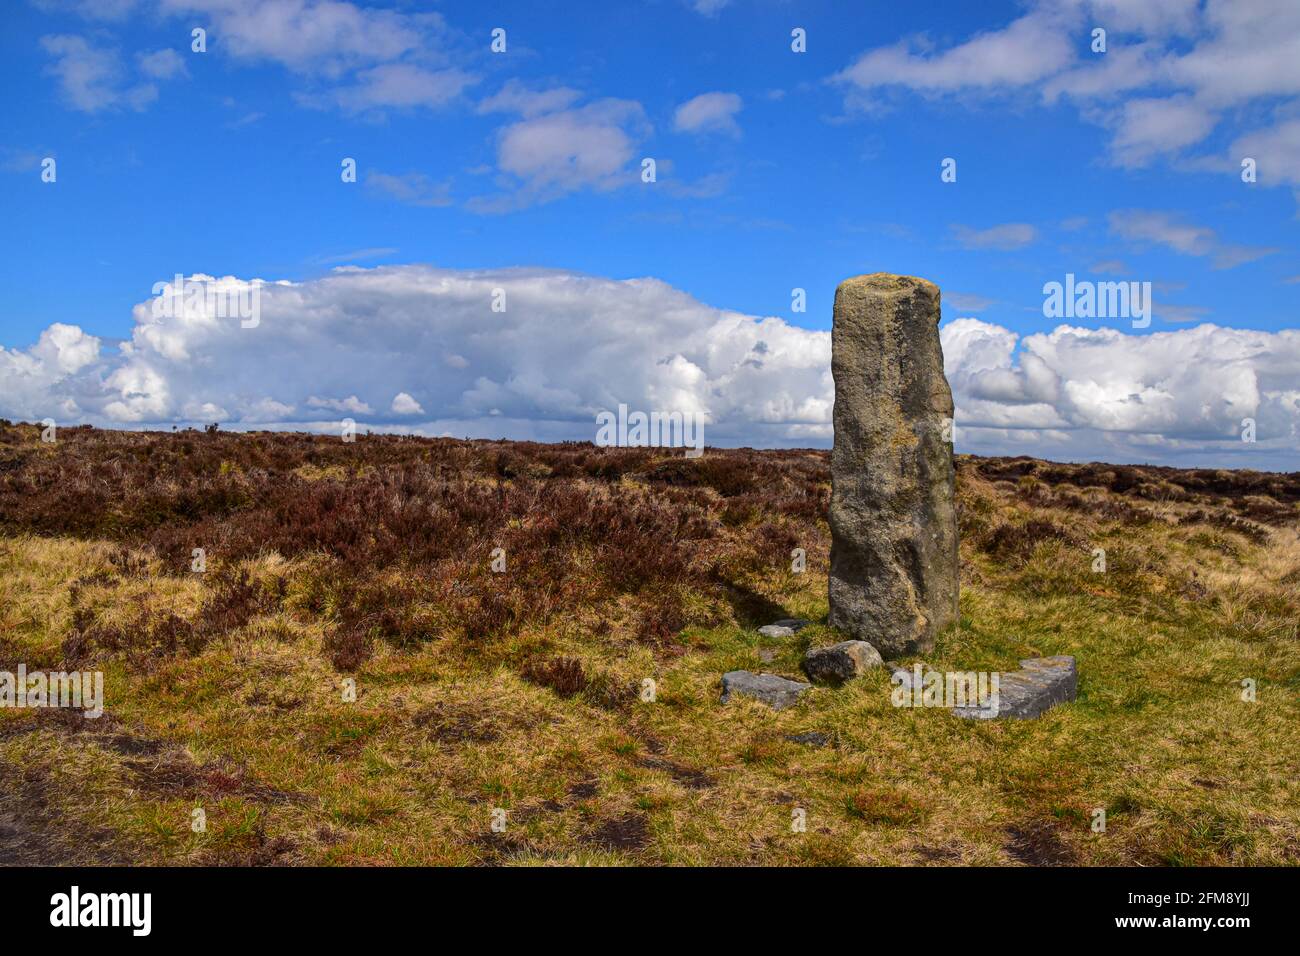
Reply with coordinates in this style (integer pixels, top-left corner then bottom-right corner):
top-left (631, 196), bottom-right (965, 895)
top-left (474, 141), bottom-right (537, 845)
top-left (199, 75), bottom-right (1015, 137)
top-left (1, 266), bottom-right (1297, 467)
top-left (942, 318), bottom-right (1300, 465)
top-left (391, 392), bottom-right (424, 415)
top-left (472, 98), bottom-right (651, 211)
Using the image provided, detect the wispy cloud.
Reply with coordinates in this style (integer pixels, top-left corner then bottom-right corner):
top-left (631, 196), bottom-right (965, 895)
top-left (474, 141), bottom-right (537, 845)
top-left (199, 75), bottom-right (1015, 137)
top-left (319, 64), bottom-right (476, 114)
top-left (950, 222), bottom-right (1038, 251)
top-left (944, 292), bottom-right (997, 312)
top-left (224, 111), bottom-right (265, 129)
top-left (312, 247), bottom-right (399, 266)
top-left (40, 34), bottom-right (158, 112)
top-left (673, 92), bottom-right (743, 137)
top-left (366, 172), bottom-right (453, 208)
top-left (687, 0), bottom-right (732, 17)
top-left (155, 0), bottom-right (442, 75)
top-left (832, 0), bottom-right (1300, 195)
top-left (477, 81), bottom-right (582, 118)
top-left (1154, 303), bottom-right (1211, 323)
top-left (1108, 209), bottom-right (1278, 269)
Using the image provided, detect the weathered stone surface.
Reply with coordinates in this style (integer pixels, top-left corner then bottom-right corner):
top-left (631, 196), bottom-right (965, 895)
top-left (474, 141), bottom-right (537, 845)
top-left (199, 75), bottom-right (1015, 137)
top-left (828, 273), bottom-right (959, 658)
top-left (953, 656), bottom-right (1077, 720)
top-left (888, 664), bottom-right (926, 690)
top-left (720, 671), bottom-right (811, 710)
top-left (757, 618), bottom-right (810, 639)
top-left (802, 640), bottom-right (883, 684)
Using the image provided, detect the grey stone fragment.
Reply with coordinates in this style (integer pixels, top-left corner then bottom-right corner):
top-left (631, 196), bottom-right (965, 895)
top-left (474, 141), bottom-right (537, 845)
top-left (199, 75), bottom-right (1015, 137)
top-left (720, 671), bottom-right (811, 710)
top-left (802, 640), bottom-right (884, 685)
top-left (953, 656), bottom-right (1077, 720)
top-left (784, 732), bottom-right (831, 748)
top-left (828, 274), bottom-right (959, 658)
top-left (889, 664), bottom-right (923, 689)
top-left (757, 619), bottom-right (811, 639)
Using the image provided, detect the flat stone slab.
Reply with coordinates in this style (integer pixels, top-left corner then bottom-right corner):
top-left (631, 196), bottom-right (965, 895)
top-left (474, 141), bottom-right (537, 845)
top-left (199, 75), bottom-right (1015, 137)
top-left (954, 656), bottom-right (1077, 720)
top-left (802, 640), bottom-right (883, 685)
top-left (757, 619), bottom-right (811, 639)
top-left (720, 671), bottom-right (811, 710)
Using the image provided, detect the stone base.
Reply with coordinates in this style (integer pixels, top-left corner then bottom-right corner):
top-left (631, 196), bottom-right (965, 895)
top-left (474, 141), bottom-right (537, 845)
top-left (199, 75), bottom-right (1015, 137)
top-left (802, 640), bottom-right (883, 685)
top-left (954, 656), bottom-right (1077, 720)
top-left (757, 619), bottom-right (811, 639)
top-left (720, 671), bottom-right (811, 710)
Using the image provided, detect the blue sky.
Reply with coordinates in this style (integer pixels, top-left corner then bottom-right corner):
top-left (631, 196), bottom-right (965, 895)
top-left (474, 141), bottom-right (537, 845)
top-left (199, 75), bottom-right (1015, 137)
top-left (2, 0), bottom-right (1298, 467)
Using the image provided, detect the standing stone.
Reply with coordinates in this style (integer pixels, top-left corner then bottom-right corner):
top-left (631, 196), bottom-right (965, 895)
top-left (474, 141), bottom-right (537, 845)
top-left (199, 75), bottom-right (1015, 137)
top-left (828, 274), bottom-right (959, 658)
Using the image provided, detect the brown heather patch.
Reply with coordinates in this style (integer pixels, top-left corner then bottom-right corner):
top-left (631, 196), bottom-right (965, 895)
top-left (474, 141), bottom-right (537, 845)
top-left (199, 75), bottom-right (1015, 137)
top-left (520, 656), bottom-right (589, 698)
top-left (582, 812), bottom-right (651, 853)
top-left (1004, 820), bottom-right (1077, 866)
top-left (322, 623), bottom-right (373, 673)
top-left (0, 425), bottom-right (831, 673)
top-left (60, 558), bottom-right (280, 671)
top-left (980, 518), bottom-right (1085, 563)
top-left (845, 785), bottom-right (930, 827)
top-left (971, 455), bottom-right (1300, 521)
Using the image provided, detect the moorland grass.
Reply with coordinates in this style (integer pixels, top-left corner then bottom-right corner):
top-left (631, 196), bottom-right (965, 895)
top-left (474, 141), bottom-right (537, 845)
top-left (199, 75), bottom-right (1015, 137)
top-left (0, 424), bottom-right (1296, 865)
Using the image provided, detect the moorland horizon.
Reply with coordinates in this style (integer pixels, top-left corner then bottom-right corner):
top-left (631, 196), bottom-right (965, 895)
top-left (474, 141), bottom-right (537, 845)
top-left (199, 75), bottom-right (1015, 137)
top-left (6, 417), bottom-right (1297, 476)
